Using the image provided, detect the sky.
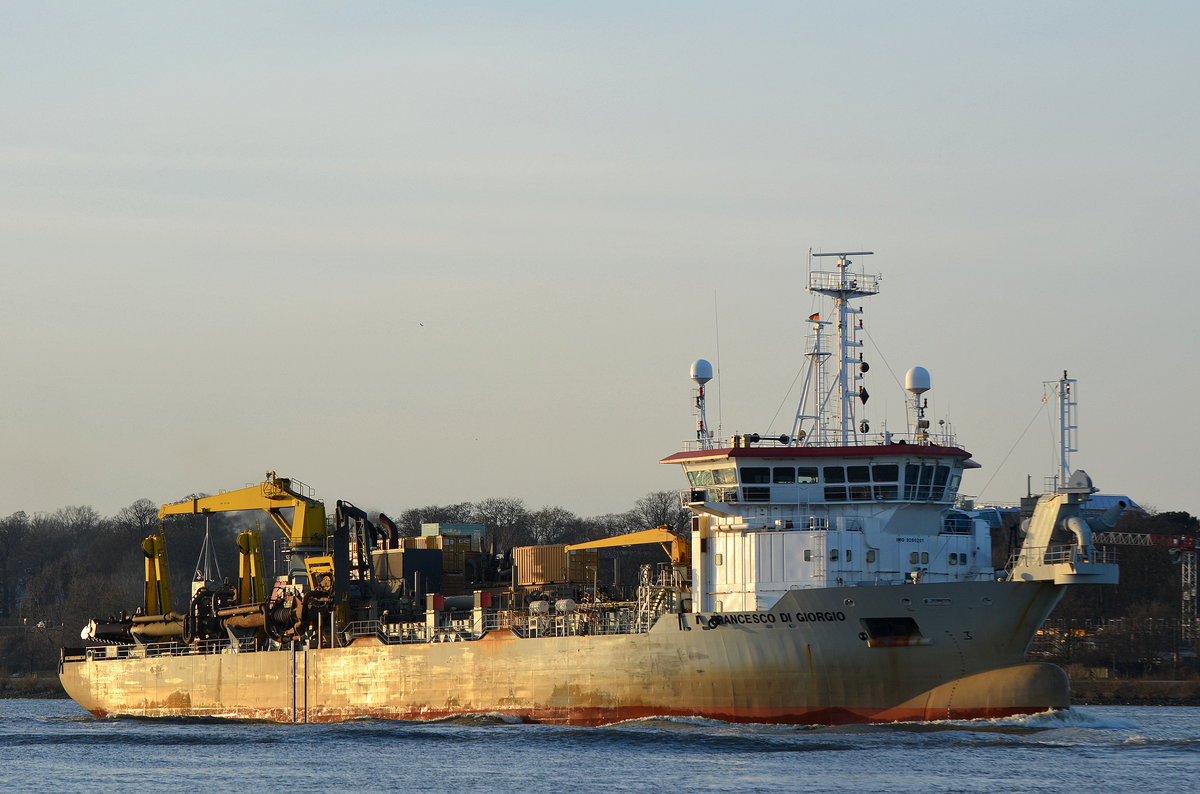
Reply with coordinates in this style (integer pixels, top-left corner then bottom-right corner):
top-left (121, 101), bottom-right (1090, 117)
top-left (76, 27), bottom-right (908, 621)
top-left (2, 2), bottom-right (1198, 521)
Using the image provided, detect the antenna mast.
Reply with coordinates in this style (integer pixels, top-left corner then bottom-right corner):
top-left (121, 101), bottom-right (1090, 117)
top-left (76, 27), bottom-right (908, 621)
top-left (1048, 370), bottom-right (1078, 491)
top-left (794, 252), bottom-right (879, 445)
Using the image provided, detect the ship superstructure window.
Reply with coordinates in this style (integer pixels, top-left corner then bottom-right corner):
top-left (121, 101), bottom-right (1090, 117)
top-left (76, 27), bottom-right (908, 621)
top-left (773, 467), bottom-right (795, 483)
top-left (688, 469), bottom-right (738, 485)
top-left (740, 467), bottom-right (771, 484)
top-left (824, 466), bottom-right (846, 501)
top-left (797, 467), bottom-right (818, 484)
top-left (903, 463), bottom-right (956, 502)
top-left (872, 464), bottom-right (899, 481)
top-left (830, 549), bottom-right (839, 562)
top-left (821, 464), bottom-right (902, 502)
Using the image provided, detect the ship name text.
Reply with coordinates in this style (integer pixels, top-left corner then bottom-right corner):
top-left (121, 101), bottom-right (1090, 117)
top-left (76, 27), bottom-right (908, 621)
top-left (698, 611), bottom-right (847, 627)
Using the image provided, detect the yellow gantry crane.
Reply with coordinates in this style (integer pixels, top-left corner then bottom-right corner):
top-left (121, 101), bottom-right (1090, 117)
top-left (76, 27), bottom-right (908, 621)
top-left (156, 472), bottom-right (331, 609)
top-left (158, 472), bottom-right (327, 550)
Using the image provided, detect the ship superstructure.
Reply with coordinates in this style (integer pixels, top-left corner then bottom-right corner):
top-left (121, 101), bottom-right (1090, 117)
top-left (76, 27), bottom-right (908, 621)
top-left (60, 251), bottom-right (1124, 725)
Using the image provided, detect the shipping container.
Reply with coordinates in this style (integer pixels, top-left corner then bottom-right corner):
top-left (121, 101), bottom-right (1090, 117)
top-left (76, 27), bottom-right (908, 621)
top-left (514, 545), bottom-right (599, 586)
top-left (421, 522), bottom-right (486, 550)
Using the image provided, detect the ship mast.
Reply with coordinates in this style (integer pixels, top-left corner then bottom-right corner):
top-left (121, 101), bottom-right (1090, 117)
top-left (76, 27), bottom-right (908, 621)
top-left (792, 252), bottom-right (879, 446)
top-left (1048, 370), bottom-right (1078, 491)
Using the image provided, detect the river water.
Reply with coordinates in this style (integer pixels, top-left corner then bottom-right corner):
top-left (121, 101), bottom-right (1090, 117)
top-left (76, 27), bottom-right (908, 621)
top-left (0, 700), bottom-right (1196, 792)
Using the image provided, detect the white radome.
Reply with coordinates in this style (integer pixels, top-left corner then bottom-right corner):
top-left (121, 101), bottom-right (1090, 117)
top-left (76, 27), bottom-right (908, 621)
top-left (905, 365), bottom-right (931, 395)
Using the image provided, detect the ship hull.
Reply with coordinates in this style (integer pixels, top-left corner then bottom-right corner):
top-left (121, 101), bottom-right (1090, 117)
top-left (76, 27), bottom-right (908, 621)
top-left (60, 580), bottom-right (1067, 725)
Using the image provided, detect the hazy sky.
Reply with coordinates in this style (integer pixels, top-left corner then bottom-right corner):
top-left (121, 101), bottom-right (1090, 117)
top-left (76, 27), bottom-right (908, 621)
top-left (3, 2), bottom-right (1198, 521)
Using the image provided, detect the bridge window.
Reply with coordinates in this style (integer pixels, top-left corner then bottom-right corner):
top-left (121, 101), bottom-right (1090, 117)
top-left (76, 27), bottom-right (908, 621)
top-left (874, 485), bottom-right (899, 500)
top-left (688, 468), bottom-right (737, 487)
top-left (797, 467), bottom-right (818, 484)
top-left (944, 471), bottom-right (962, 500)
top-left (872, 464), bottom-right (899, 482)
top-left (849, 485), bottom-right (872, 501)
top-left (904, 463), bottom-right (950, 501)
top-left (847, 465), bottom-right (870, 483)
top-left (824, 486), bottom-right (847, 501)
top-left (824, 466), bottom-right (846, 483)
top-left (773, 467), bottom-right (795, 483)
top-left (740, 467), bottom-right (771, 484)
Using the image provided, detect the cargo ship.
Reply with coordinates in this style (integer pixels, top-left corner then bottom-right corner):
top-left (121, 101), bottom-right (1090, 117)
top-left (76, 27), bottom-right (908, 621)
top-left (59, 251), bottom-right (1125, 724)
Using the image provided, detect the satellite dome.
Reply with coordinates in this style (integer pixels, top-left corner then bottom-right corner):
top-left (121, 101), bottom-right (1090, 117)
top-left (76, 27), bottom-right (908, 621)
top-left (904, 366), bottom-right (931, 395)
top-left (690, 359), bottom-right (713, 385)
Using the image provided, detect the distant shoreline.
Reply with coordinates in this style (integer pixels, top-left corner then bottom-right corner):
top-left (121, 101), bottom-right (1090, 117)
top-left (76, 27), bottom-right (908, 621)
top-left (1070, 678), bottom-right (1200, 707)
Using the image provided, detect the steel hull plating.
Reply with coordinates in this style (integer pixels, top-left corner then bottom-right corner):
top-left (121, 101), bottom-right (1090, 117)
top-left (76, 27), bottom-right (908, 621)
top-left (60, 581), bottom-right (1068, 725)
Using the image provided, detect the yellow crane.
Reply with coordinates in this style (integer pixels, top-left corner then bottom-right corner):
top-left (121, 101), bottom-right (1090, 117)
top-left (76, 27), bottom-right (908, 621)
top-left (158, 472), bottom-right (327, 551)
top-left (565, 525), bottom-right (690, 567)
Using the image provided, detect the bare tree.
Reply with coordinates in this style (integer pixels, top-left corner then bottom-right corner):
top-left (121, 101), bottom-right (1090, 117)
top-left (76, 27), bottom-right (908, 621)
top-left (472, 497), bottom-right (532, 551)
top-left (629, 491), bottom-right (689, 533)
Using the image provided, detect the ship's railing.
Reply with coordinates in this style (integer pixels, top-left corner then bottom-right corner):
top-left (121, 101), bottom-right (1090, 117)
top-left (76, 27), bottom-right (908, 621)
top-left (679, 429), bottom-right (958, 452)
top-left (808, 269), bottom-right (879, 294)
top-left (343, 608), bottom-right (655, 643)
top-left (79, 636), bottom-right (251, 661)
top-left (343, 620), bottom-right (389, 643)
top-left (1006, 544), bottom-right (1120, 571)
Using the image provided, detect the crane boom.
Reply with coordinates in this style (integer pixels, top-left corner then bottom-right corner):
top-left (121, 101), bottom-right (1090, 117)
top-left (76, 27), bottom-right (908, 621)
top-left (158, 472), bottom-right (326, 549)
top-left (566, 526), bottom-right (690, 567)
